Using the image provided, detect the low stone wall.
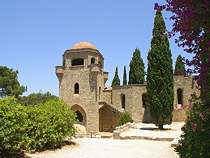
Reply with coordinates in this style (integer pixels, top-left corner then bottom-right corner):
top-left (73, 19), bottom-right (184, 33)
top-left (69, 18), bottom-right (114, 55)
top-left (113, 122), bottom-right (135, 139)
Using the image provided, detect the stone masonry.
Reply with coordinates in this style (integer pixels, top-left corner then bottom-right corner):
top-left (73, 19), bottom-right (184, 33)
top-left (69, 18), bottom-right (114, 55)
top-left (56, 42), bottom-right (199, 134)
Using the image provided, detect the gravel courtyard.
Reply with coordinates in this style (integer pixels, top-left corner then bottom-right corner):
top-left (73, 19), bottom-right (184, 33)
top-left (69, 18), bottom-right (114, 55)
top-left (26, 123), bottom-right (184, 158)
top-left (27, 138), bottom-right (179, 158)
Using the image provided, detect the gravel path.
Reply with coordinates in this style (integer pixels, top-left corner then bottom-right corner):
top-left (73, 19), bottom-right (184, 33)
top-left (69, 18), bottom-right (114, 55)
top-left (27, 138), bottom-right (179, 158)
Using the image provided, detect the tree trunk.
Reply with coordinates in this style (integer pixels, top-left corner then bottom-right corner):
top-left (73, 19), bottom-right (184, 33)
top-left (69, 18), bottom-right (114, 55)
top-left (159, 124), bottom-right (163, 130)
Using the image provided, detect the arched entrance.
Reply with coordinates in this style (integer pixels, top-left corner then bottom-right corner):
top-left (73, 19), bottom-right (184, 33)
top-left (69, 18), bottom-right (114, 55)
top-left (71, 105), bottom-right (87, 127)
top-left (75, 111), bottom-right (83, 122)
top-left (99, 105), bottom-right (120, 132)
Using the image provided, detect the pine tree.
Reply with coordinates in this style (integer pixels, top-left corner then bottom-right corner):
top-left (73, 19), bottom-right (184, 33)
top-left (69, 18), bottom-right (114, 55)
top-left (123, 66), bottom-right (127, 85)
top-left (147, 10), bottom-right (174, 130)
top-left (174, 54), bottom-right (185, 76)
top-left (0, 66), bottom-right (27, 98)
top-left (128, 48), bottom-right (145, 84)
top-left (111, 66), bottom-right (120, 87)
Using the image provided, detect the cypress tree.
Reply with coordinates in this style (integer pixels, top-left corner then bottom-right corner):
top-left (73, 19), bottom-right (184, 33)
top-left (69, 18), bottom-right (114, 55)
top-left (111, 66), bottom-right (120, 87)
top-left (123, 66), bottom-right (127, 85)
top-left (174, 54), bottom-right (185, 76)
top-left (147, 10), bottom-right (174, 130)
top-left (128, 48), bottom-right (145, 84)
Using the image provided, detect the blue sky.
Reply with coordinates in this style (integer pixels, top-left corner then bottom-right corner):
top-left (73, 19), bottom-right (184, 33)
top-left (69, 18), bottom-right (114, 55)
top-left (0, 0), bottom-right (193, 96)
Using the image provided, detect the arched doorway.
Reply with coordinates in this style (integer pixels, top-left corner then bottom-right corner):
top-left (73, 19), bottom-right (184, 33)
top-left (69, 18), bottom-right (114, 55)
top-left (71, 105), bottom-right (87, 127)
top-left (75, 111), bottom-right (83, 122)
top-left (99, 105), bottom-right (120, 132)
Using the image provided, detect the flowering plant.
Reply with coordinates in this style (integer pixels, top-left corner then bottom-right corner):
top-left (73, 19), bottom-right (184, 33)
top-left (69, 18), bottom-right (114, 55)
top-left (154, 0), bottom-right (210, 157)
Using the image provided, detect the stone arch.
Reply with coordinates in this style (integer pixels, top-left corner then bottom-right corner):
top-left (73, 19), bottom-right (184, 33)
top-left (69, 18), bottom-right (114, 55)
top-left (177, 88), bottom-right (183, 105)
top-left (71, 105), bottom-right (87, 127)
top-left (99, 105), bottom-right (119, 132)
top-left (72, 58), bottom-right (84, 66)
top-left (121, 94), bottom-right (125, 109)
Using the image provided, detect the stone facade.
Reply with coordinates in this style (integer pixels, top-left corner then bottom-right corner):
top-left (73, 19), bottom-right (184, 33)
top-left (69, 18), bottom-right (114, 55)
top-left (56, 42), bottom-right (199, 133)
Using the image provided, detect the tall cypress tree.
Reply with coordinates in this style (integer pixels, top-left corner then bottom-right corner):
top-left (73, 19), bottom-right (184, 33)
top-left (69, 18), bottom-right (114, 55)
top-left (174, 54), bottom-right (185, 76)
top-left (128, 48), bottom-right (145, 84)
top-left (111, 66), bottom-right (120, 87)
top-left (123, 66), bottom-right (127, 85)
top-left (147, 10), bottom-right (174, 130)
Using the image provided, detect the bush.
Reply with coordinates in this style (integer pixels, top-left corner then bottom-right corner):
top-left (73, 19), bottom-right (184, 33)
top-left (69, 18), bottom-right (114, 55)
top-left (0, 97), bottom-right (77, 156)
top-left (118, 111), bottom-right (133, 125)
top-left (175, 98), bottom-right (210, 157)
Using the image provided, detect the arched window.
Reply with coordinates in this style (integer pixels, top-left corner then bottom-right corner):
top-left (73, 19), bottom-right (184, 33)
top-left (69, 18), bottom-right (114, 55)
top-left (63, 59), bottom-right (65, 66)
top-left (91, 57), bottom-right (95, 64)
top-left (74, 83), bottom-right (79, 94)
top-left (177, 88), bottom-right (183, 105)
top-left (72, 58), bottom-right (84, 66)
top-left (142, 93), bottom-right (147, 108)
top-left (121, 94), bottom-right (125, 109)
top-left (75, 111), bottom-right (83, 122)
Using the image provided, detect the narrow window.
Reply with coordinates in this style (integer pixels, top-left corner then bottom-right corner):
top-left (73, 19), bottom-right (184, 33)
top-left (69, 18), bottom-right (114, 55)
top-left (142, 93), bottom-right (147, 108)
top-left (75, 83), bottom-right (79, 94)
top-left (121, 94), bottom-right (125, 109)
top-left (63, 59), bottom-right (65, 66)
top-left (75, 111), bottom-right (83, 122)
top-left (99, 87), bottom-right (101, 100)
top-left (91, 57), bottom-right (95, 64)
top-left (99, 61), bottom-right (103, 69)
top-left (177, 88), bottom-right (183, 105)
top-left (72, 58), bottom-right (84, 66)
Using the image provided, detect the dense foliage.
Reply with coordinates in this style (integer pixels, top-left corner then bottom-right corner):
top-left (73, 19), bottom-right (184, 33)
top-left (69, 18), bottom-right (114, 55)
top-left (155, 0), bottom-right (210, 157)
top-left (118, 111), bottom-right (133, 125)
top-left (147, 10), bottom-right (174, 130)
top-left (0, 66), bottom-right (27, 98)
top-left (123, 66), bottom-right (127, 85)
top-left (111, 66), bottom-right (120, 86)
top-left (176, 96), bottom-right (210, 157)
top-left (18, 91), bottom-right (58, 106)
top-left (174, 54), bottom-right (185, 76)
top-left (0, 97), bottom-right (76, 156)
top-left (128, 48), bottom-right (145, 84)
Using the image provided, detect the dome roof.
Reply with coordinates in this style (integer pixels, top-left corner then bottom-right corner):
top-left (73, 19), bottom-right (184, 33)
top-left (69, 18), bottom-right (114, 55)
top-left (71, 42), bottom-right (97, 50)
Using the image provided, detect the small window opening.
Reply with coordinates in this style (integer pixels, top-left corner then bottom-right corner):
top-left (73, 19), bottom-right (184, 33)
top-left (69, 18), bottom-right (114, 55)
top-left (72, 58), bottom-right (84, 66)
top-left (75, 83), bottom-right (79, 94)
top-left (177, 88), bottom-right (183, 105)
top-left (99, 87), bottom-right (101, 100)
top-left (76, 111), bottom-right (83, 122)
top-left (91, 58), bottom-right (95, 64)
top-left (63, 59), bottom-right (65, 66)
top-left (121, 94), bottom-right (125, 109)
top-left (99, 61), bottom-right (103, 69)
top-left (142, 93), bottom-right (147, 108)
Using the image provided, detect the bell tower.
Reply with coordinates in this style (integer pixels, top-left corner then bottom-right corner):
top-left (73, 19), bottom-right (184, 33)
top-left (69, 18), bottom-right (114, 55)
top-left (56, 42), bottom-right (108, 133)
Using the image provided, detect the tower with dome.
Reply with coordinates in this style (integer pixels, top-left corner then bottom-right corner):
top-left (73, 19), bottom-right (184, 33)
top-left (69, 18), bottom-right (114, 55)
top-left (56, 42), bottom-right (199, 134)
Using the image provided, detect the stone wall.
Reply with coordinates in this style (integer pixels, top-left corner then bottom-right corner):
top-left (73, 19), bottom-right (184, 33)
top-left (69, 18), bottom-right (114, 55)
top-left (111, 84), bottom-right (148, 122)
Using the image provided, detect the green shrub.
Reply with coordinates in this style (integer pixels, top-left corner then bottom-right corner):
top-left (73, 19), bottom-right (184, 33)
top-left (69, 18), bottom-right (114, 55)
top-left (119, 111), bottom-right (133, 125)
top-left (175, 99), bottom-right (210, 157)
top-left (0, 97), bottom-right (77, 156)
